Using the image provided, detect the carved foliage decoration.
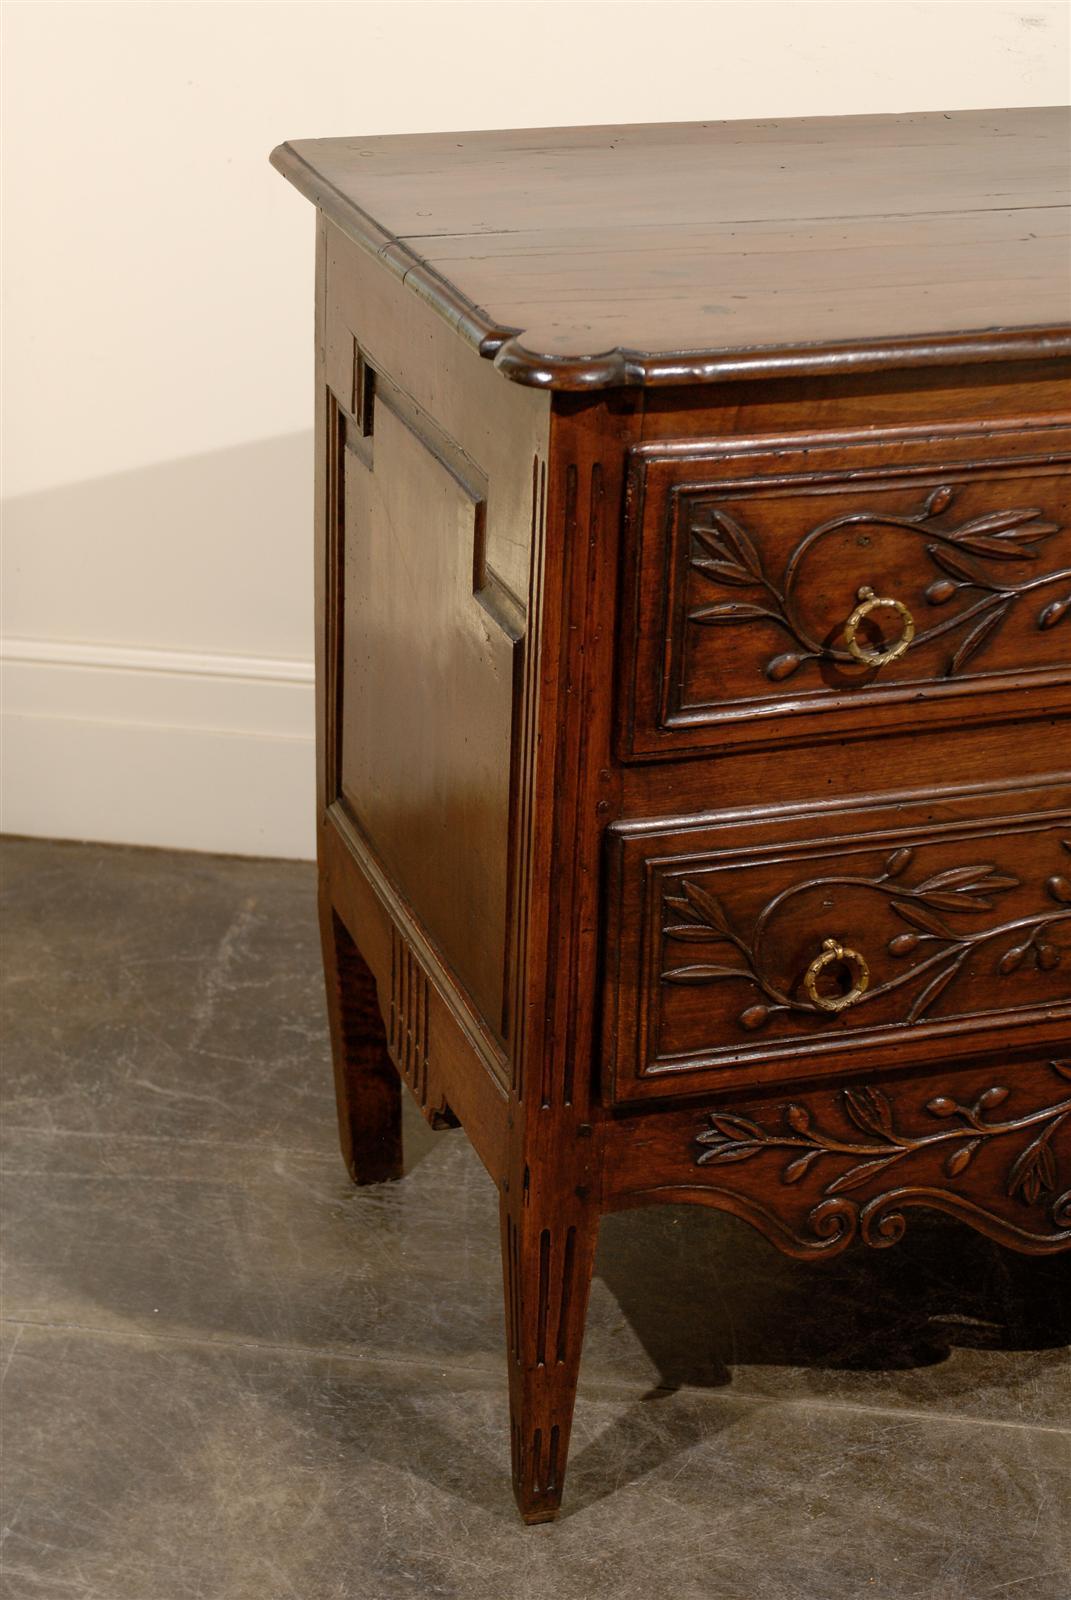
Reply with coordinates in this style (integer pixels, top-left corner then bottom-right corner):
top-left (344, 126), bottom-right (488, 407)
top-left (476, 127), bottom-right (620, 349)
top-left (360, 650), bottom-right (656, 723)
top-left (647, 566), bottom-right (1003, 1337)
top-left (690, 1064), bottom-right (1071, 1254)
top-left (662, 838), bottom-right (1071, 1034)
top-left (686, 483), bottom-right (1070, 684)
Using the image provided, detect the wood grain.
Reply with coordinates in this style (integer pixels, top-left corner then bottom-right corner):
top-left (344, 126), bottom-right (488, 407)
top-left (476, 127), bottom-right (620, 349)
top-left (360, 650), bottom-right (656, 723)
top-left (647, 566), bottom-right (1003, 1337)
top-left (277, 116), bottom-right (1071, 1523)
top-left (273, 109), bottom-right (1071, 388)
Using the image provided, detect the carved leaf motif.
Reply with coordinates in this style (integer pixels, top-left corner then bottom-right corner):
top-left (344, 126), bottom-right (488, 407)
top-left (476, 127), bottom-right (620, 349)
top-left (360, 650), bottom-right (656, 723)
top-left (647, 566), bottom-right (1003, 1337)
top-left (683, 491), bottom-right (1064, 695)
top-left (705, 1113), bottom-right (764, 1141)
top-left (950, 535), bottom-right (1035, 561)
top-left (696, 1142), bottom-right (762, 1166)
top-left (825, 1155), bottom-right (898, 1195)
top-left (681, 879), bottom-right (731, 933)
top-left (691, 510), bottom-right (764, 588)
top-left (920, 891), bottom-right (998, 912)
top-left (907, 952), bottom-right (969, 1022)
top-left (952, 507), bottom-right (1049, 538)
top-left (662, 964), bottom-right (747, 984)
top-left (926, 543), bottom-right (983, 585)
top-left (1007, 1130), bottom-right (1061, 1206)
top-left (891, 900), bottom-right (955, 939)
top-left (843, 1087), bottom-right (894, 1138)
top-left (689, 562), bottom-right (757, 590)
top-left (783, 1150), bottom-right (821, 1184)
top-left (704, 510), bottom-right (763, 579)
top-left (915, 863), bottom-right (998, 891)
top-left (694, 1068), bottom-right (1071, 1234)
top-left (948, 605), bottom-right (1010, 676)
top-left (663, 840), bottom-right (1068, 1036)
top-left (690, 600), bottom-right (772, 621)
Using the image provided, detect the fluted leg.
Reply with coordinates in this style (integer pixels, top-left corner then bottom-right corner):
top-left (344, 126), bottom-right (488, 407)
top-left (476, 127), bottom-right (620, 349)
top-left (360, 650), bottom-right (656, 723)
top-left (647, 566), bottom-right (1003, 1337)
top-left (319, 896), bottom-right (402, 1184)
top-left (500, 1185), bottom-right (599, 1522)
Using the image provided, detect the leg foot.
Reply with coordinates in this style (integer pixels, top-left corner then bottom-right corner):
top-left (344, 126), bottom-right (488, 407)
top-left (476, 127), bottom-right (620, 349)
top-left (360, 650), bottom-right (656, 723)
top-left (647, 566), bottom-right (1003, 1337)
top-left (501, 1191), bottom-right (599, 1523)
top-left (319, 898), bottom-right (402, 1184)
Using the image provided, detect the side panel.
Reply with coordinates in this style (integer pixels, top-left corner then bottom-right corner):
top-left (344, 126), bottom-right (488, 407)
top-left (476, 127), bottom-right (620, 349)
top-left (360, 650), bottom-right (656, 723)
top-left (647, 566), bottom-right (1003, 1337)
top-left (321, 220), bottom-right (550, 1046)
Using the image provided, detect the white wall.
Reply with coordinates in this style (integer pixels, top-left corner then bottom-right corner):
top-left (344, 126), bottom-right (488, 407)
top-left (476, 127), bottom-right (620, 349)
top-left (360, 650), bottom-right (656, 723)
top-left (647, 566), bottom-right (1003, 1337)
top-left (3, 0), bottom-right (1067, 859)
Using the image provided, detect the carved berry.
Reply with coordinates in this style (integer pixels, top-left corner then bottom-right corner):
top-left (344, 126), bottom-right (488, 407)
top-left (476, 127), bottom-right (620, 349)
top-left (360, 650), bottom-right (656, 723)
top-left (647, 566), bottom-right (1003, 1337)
top-left (998, 945), bottom-right (1027, 974)
top-left (765, 652), bottom-right (802, 681)
top-left (888, 932), bottom-right (920, 957)
top-left (945, 1140), bottom-right (979, 1177)
top-left (1037, 597), bottom-right (1069, 630)
top-left (924, 485), bottom-right (954, 516)
top-left (1047, 876), bottom-right (1071, 904)
top-left (925, 578), bottom-right (958, 605)
top-left (1036, 943), bottom-right (1061, 970)
top-left (739, 1004), bottom-right (770, 1030)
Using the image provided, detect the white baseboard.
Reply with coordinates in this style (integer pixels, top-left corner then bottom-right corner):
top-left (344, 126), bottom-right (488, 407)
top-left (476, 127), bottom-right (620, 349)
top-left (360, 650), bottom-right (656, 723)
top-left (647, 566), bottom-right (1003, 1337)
top-left (1, 639), bottom-right (316, 859)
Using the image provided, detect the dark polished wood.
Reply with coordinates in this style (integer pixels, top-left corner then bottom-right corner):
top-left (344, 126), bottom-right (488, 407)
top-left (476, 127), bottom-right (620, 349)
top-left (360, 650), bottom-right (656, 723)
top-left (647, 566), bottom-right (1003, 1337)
top-left (274, 110), bottom-right (1071, 1524)
top-left (273, 108), bottom-right (1071, 388)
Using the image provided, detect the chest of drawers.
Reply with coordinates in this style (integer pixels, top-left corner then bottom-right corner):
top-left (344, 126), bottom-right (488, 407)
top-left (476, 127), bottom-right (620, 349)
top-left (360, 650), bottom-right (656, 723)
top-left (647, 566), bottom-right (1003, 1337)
top-left (272, 108), bottom-right (1071, 1522)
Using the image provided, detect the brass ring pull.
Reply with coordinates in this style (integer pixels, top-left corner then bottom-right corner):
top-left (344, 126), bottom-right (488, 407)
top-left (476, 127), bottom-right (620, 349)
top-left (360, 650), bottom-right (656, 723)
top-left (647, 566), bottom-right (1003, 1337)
top-left (804, 938), bottom-right (870, 1013)
top-left (844, 585), bottom-right (916, 666)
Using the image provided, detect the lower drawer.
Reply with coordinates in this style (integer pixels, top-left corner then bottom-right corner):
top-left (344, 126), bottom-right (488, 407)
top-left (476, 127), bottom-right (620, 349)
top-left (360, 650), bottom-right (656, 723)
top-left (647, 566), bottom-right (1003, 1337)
top-left (601, 777), bottom-right (1071, 1104)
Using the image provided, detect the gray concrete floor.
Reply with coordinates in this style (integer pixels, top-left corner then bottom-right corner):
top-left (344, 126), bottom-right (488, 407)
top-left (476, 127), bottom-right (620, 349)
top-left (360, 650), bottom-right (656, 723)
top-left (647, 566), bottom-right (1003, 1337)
top-left (2, 836), bottom-right (1069, 1600)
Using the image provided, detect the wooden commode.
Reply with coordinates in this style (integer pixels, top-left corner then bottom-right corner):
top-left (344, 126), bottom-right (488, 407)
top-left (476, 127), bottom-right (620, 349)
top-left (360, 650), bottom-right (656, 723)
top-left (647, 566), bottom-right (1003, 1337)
top-left (272, 108), bottom-right (1071, 1522)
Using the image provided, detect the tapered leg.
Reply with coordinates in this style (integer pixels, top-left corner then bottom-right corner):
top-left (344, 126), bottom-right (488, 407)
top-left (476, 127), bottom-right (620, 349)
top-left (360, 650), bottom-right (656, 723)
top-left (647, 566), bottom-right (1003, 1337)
top-left (500, 1187), bottom-right (600, 1523)
top-left (319, 895), bottom-right (402, 1184)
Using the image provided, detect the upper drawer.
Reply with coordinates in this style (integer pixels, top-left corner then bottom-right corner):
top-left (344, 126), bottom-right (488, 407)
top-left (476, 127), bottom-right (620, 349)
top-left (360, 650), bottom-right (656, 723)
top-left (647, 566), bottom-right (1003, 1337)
top-left (618, 420), bottom-right (1071, 760)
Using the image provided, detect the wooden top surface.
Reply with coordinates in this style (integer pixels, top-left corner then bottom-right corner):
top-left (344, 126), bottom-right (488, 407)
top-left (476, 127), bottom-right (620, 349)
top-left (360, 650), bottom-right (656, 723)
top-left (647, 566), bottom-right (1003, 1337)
top-left (272, 107), bottom-right (1071, 390)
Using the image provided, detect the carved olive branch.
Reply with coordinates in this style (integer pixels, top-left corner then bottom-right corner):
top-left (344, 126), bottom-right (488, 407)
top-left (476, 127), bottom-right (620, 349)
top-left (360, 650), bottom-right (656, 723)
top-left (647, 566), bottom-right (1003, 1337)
top-left (695, 1065), bottom-right (1071, 1207)
top-left (686, 483), bottom-right (1069, 682)
top-left (662, 840), bottom-right (1071, 1032)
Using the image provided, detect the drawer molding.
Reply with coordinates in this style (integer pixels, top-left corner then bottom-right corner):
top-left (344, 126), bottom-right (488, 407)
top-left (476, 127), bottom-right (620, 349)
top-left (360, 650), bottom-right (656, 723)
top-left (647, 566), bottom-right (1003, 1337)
top-left (619, 421), bottom-right (1071, 760)
top-left (661, 837), bottom-right (1071, 1033)
top-left (604, 784), bottom-right (1071, 1101)
top-left (685, 480), bottom-right (1069, 689)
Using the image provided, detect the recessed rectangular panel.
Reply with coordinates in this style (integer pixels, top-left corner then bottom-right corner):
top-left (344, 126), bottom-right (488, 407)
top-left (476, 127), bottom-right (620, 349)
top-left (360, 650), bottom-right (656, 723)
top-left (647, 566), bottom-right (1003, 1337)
top-left (603, 780), bottom-right (1071, 1104)
top-left (620, 421), bottom-right (1071, 759)
top-left (335, 390), bottom-right (518, 1037)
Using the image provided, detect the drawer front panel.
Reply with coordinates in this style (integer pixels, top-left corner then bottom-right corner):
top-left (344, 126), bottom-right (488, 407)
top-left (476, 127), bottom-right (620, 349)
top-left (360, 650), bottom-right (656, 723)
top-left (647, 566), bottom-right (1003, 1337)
top-left (602, 781), bottom-right (1071, 1104)
top-left (620, 421), bottom-right (1071, 759)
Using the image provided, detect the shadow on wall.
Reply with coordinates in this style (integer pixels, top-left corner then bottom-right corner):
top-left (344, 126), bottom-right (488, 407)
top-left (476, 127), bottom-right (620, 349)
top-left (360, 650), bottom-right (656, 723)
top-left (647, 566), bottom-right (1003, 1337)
top-left (1, 433), bottom-right (318, 860)
top-left (2, 431), bottom-right (315, 655)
